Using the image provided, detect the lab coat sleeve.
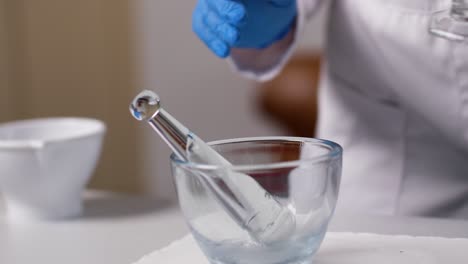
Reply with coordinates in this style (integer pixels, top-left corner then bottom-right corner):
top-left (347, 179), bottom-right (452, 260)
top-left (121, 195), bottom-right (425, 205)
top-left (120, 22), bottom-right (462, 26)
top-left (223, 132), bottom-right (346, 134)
top-left (228, 0), bottom-right (323, 82)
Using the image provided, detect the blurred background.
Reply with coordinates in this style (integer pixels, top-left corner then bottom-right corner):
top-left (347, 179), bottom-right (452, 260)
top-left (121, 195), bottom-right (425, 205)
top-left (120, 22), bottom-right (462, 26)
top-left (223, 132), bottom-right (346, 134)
top-left (0, 0), bottom-right (328, 202)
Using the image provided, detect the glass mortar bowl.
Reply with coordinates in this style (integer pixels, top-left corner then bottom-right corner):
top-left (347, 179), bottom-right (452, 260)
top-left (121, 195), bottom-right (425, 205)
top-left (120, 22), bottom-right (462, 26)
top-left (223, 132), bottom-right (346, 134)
top-left (170, 137), bottom-right (342, 264)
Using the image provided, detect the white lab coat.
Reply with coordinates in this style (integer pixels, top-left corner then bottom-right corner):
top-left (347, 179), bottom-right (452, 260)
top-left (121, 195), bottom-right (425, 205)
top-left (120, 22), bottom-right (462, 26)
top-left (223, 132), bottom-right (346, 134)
top-left (230, 0), bottom-right (468, 219)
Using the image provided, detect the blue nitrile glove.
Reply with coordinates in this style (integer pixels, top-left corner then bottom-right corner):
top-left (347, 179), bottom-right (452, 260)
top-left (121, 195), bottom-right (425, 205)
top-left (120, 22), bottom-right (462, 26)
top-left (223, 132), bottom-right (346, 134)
top-left (192, 0), bottom-right (297, 58)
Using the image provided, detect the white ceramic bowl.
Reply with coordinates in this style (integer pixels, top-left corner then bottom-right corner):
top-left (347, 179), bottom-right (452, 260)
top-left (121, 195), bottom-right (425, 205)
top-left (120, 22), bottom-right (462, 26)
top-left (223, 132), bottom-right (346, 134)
top-left (0, 117), bottom-right (106, 221)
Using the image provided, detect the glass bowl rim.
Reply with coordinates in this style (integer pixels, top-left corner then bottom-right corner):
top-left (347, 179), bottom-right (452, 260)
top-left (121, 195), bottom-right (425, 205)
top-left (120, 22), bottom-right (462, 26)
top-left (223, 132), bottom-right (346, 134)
top-left (170, 136), bottom-right (342, 171)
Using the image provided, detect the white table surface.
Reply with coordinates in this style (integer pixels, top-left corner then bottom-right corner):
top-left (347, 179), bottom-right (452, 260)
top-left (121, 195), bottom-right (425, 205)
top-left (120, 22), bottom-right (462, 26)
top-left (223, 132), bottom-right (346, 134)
top-left (1, 191), bottom-right (468, 264)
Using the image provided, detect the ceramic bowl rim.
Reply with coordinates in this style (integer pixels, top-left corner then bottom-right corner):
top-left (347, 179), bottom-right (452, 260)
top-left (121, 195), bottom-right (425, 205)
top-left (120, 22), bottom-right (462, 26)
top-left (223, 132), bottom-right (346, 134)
top-left (0, 117), bottom-right (106, 149)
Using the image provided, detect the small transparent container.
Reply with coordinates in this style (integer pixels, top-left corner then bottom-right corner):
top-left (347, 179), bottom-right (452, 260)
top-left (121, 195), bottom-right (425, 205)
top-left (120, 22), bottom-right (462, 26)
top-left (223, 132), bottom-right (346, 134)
top-left (171, 137), bottom-right (342, 264)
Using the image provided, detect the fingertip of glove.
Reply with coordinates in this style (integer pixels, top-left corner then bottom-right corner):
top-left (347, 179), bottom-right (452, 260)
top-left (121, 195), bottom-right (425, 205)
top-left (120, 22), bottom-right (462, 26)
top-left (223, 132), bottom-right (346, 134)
top-left (226, 4), bottom-right (246, 24)
top-left (222, 26), bottom-right (239, 45)
top-left (211, 40), bottom-right (230, 58)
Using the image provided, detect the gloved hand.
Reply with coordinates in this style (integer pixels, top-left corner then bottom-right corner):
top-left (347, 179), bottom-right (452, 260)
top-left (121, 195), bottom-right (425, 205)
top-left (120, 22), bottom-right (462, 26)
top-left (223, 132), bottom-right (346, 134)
top-left (192, 0), bottom-right (297, 58)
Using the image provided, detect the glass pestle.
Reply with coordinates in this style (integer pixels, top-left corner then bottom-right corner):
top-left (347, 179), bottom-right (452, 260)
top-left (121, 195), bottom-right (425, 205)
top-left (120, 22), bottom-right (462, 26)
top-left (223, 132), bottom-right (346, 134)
top-left (130, 90), bottom-right (295, 244)
top-left (430, 0), bottom-right (468, 41)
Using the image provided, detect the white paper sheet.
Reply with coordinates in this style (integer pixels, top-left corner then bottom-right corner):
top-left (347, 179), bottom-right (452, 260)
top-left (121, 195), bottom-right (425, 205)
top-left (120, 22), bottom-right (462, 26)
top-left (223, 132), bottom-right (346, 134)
top-left (133, 232), bottom-right (468, 264)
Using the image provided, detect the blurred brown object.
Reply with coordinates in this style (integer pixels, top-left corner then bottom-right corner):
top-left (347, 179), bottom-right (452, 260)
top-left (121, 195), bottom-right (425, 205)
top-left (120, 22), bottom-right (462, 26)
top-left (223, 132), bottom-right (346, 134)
top-left (256, 53), bottom-right (322, 137)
